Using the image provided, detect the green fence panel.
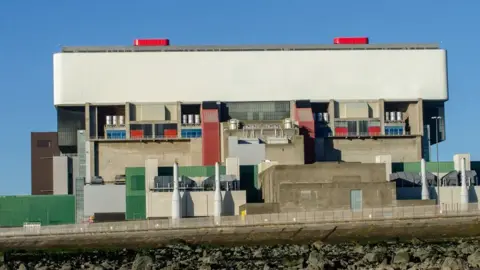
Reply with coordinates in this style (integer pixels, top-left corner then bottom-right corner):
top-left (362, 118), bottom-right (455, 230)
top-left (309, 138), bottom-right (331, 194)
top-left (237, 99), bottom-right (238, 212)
top-left (126, 167), bottom-right (146, 196)
top-left (392, 162), bottom-right (455, 173)
top-left (0, 195), bottom-right (75, 227)
top-left (126, 195), bottom-right (146, 220)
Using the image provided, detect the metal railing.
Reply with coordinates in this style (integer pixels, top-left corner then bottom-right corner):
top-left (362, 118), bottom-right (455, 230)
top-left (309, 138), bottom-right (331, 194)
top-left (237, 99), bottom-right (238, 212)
top-left (0, 204), bottom-right (479, 238)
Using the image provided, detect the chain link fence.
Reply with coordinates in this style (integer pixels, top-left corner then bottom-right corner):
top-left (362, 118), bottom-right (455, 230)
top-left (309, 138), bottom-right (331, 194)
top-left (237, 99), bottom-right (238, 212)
top-left (0, 203), bottom-right (479, 238)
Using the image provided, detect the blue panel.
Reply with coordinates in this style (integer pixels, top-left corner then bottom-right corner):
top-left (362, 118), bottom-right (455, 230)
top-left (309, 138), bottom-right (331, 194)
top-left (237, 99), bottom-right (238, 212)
top-left (350, 190), bottom-right (363, 212)
top-left (181, 129), bottom-right (202, 138)
top-left (385, 126), bottom-right (404, 136)
top-left (106, 130), bottom-right (126, 139)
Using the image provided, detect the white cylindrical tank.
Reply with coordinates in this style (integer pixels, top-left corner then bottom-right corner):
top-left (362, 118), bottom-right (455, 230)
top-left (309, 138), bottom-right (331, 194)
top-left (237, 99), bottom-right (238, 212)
top-left (284, 118), bottom-right (293, 129)
top-left (118, 115), bottom-right (125, 126)
top-left (323, 112), bottom-right (329, 122)
top-left (112, 115), bottom-right (117, 126)
top-left (385, 112), bottom-right (389, 122)
top-left (214, 162), bottom-right (222, 220)
top-left (194, 114), bottom-right (200, 125)
top-left (390, 112), bottom-right (396, 122)
top-left (182, 115), bottom-right (187, 125)
top-left (229, 119), bottom-right (239, 130)
top-left (188, 114), bottom-right (194, 125)
top-left (171, 162), bottom-right (181, 220)
top-left (106, 116), bottom-right (112, 126)
top-left (396, 112), bottom-right (402, 122)
top-left (421, 159), bottom-right (430, 200)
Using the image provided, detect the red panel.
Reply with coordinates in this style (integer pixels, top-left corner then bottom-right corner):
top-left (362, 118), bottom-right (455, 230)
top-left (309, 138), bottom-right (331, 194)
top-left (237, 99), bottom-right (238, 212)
top-left (201, 109), bottom-right (220, 166)
top-left (294, 106), bottom-right (315, 164)
top-left (130, 130), bottom-right (144, 139)
top-left (134, 39), bottom-right (170, 46)
top-left (335, 127), bottom-right (348, 136)
top-left (334, 37), bottom-right (369, 45)
top-left (164, 129), bottom-right (178, 138)
top-left (368, 126), bottom-right (381, 136)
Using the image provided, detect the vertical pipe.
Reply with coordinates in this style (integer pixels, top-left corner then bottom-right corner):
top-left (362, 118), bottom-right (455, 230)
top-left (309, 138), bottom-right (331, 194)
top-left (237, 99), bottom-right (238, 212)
top-left (421, 159), bottom-right (430, 200)
top-left (171, 162), bottom-right (181, 220)
top-left (214, 162), bottom-right (222, 220)
top-left (460, 157), bottom-right (469, 210)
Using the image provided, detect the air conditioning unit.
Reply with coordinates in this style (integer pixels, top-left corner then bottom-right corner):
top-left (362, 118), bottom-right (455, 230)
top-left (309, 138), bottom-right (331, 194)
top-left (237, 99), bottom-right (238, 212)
top-left (91, 176), bottom-right (104, 185)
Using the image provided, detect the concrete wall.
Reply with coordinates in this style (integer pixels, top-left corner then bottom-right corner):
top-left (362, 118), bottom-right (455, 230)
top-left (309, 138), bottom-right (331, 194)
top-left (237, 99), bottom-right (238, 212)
top-left (84, 184), bottom-right (126, 218)
top-left (265, 136), bottom-right (304, 165)
top-left (259, 163), bottom-right (391, 210)
top-left (239, 203), bottom-right (280, 215)
top-left (227, 137), bottom-right (266, 165)
top-left (147, 191), bottom-right (246, 218)
top-left (327, 137), bottom-right (422, 163)
top-left (53, 156), bottom-right (69, 195)
top-left (97, 140), bottom-right (202, 183)
top-left (279, 182), bottom-right (395, 212)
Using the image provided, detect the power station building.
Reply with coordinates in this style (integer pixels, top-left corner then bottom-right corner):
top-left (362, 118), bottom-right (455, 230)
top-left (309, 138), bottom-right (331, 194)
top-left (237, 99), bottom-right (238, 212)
top-left (23, 38), bottom-right (453, 223)
top-left (52, 39), bottom-right (448, 184)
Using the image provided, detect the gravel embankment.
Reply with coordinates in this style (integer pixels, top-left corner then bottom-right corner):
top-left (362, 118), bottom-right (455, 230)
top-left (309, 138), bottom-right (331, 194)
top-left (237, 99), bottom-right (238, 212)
top-left (3, 239), bottom-right (480, 269)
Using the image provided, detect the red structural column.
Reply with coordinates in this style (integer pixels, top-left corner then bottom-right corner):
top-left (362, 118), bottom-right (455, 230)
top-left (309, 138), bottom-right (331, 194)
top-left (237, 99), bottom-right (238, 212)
top-left (201, 108), bottom-right (221, 166)
top-left (294, 104), bottom-right (316, 164)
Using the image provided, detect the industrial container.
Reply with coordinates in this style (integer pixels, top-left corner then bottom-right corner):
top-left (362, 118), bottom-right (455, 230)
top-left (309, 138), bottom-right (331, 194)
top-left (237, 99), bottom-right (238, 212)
top-left (118, 115), bottom-right (125, 126)
top-left (134, 39), bottom-right (170, 46)
top-left (333, 37), bottom-right (369, 44)
top-left (283, 118), bottom-right (293, 129)
top-left (182, 115), bottom-right (187, 125)
top-left (396, 112), bottom-right (402, 122)
top-left (130, 130), bottom-right (144, 139)
top-left (368, 126), bottom-right (381, 136)
top-left (194, 114), bottom-right (201, 125)
top-left (188, 114), bottom-right (194, 125)
top-left (112, 115), bottom-right (117, 126)
top-left (106, 116), bottom-right (112, 126)
top-left (335, 127), bottom-right (348, 136)
top-left (229, 119), bottom-right (240, 130)
top-left (390, 112), bottom-right (396, 122)
top-left (323, 112), bottom-right (329, 122)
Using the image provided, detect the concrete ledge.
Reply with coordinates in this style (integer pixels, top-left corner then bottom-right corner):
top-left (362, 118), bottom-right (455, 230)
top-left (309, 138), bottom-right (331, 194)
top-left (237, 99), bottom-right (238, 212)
top-left (1, 215), bottom-right (480, 250)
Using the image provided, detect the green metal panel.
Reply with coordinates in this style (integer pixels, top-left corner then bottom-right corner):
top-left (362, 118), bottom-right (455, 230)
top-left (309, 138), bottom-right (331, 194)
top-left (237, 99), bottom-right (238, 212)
top-left (126, 167), bottom-right (146, 196)
top-left (126, 195), bottom-right (146, 220)
top-left (0, 195), bottom-right (75, 227)
top-left (392, 162), bottom-right (455, 173)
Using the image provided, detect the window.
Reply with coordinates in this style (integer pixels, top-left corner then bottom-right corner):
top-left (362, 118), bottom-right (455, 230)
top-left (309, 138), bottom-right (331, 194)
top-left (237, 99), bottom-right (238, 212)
top-left (37, 140), bottom-right (51, 148)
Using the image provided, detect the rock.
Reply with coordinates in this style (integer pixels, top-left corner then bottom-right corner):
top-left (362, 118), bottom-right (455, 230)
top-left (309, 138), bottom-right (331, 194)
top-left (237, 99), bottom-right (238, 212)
top-left (363, 252), bottom-right (384, 263)
top-left (354, 245), bottom-right (365, 254)
top-left (411, 237), bottom-right (424, 246)
top-left (60, 263), bottom-right (72, 270)
top-left (17, 264), bottom-right (27, 270)
top-left (198, 265), bottom-right (211, 270)
top-left (468, 249), bottom-right (480, 267)
top-left (312, 240), bottom-right (325, 251)
top-left (0, 265), bottom-right (9, 270)
top-left (441, 257), bottom-right (466, 270)
top-left (458, 242), bottom-right (476, 255)
top-left (253, 248), bottom-right (263, 258)
top-left (393, 250), bottom-right (411, 265)
top-left (131, 255), bottom-right (153, 270)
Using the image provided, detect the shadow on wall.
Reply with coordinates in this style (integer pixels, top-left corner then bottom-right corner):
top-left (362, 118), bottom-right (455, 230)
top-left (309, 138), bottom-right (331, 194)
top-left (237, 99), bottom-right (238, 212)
top-left (469, 186), bottom-right (478, 203)
top-left (299, 127), bottom-right (315, 164)
top-left (223, 191), bottom-right (235, 215)
top-left (182, 192), bottom-right (195, 217)
top-left (240, 165), bottom-right (262, 203)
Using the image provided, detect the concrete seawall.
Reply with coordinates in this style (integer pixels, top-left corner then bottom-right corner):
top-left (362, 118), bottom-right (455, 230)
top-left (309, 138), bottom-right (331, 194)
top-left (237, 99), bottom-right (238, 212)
top-left (2, 215), bottom-right (480, 250)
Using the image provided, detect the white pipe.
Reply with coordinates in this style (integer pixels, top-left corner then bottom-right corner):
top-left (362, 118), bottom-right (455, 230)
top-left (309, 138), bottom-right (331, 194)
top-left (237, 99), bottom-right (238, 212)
top-left (421, 159), bottom-right (430, 200)
top-left (460, 157), bottom-right (469, 210)
top-left (171, 162), bottom-right (181, 220)
top-left (214, 162), bottom-right (222, 219)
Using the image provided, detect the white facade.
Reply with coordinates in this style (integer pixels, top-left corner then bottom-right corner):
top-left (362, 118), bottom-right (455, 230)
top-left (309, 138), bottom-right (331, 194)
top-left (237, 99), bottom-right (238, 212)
top-left (53, 49), bottom-right (448, 105)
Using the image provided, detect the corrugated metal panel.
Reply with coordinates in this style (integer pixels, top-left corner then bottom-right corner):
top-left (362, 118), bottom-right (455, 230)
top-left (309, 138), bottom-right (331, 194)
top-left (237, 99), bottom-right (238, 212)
top-left (202, 122), bottom-right (220, 166)
top-left (0, 195), bottom-right (75, 227)
top-left (57, 107), bottom-right (85, 146)
top-left (75, 177), bottom-right (85, 223)
top-left (125, 167), bottom-right (146, 196)
top-left (226, 102), bottom-right (290, 121)
top-left (126, 195), bottom-right (146, 220)
top-left (202, 110), bottom-right (219, 123)
top-left (392, 162), bottom-right (455, 173)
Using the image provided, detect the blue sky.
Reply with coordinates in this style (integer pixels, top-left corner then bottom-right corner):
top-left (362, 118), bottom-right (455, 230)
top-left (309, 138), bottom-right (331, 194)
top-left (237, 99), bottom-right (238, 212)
top-left (0, 0), bottom-right (478, 195)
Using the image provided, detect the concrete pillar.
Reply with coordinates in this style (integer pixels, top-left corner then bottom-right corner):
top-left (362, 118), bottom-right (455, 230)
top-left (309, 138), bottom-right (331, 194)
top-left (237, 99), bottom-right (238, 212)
top-left (375, 155), bottom-right (392, 181)
top-left (454, 153), bottom-right (471, 171)
top-left (460, 157), bottom-right (469, 211)
top-left (125, 103), bottom-right (131, 139)
top-left (145, 158), bottom-right (158, 219)
top-left (379, 99), bottom-right (385, 135)
top-left (417, 99), bottom-right (424, 136)
top-left (53, 156), bottom-right (69, 195)
top-left (214, 162), bottom-right (222, 223)
top-left (421, 159), bottom-right (430, 200)
top-left (85, 103), bottom-right (90, 138)
top-left (328, 99), bottom-right (335, 131)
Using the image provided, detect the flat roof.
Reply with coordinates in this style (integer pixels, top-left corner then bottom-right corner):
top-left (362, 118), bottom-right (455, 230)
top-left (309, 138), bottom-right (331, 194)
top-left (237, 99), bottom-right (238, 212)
top-left (61, 43), bottom-right (441, 53)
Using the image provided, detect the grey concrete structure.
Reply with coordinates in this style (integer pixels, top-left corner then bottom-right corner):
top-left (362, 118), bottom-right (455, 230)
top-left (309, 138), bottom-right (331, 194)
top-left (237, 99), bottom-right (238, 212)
top-left (83, 184), bottom-right (126, 218)
top-left (52, 156), bottom-right (70, 195)
top-left (259, 163), bottom-right (396, 211)
top-left (397, 186), bottom-right (480, 210)
top-left (147, 191), bottom-right (246, 218)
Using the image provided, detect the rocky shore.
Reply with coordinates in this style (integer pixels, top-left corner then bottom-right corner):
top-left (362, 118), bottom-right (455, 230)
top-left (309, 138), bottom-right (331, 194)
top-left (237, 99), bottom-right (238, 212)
top-left (3, 239), bottom-right (480, 269)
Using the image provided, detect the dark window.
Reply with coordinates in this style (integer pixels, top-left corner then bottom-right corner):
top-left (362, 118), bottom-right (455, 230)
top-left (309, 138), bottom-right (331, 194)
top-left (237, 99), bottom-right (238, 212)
top-left (37, 140), bottom-right (51, 148)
